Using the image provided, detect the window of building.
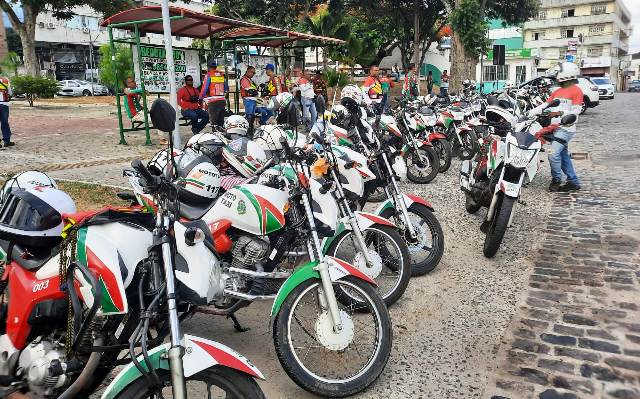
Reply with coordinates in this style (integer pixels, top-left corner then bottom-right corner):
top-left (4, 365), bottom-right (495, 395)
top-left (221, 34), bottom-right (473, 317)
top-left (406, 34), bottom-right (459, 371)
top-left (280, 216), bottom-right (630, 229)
top-left (591, 4), bottom-right (607, 15)
top-left (483, 65), bottom-right (509, 82)
top-left (589, 24), bottom-right (605, 34)
top-left (561, 29), bottom-right (574, 38)
top-left (533, 31), bottom-right (545, 41)
top-left (515, 65), bottom-right (526, 84)
top-left (587, 46), bottom-right (603, 57)
top-left (561, 8), bottom-right (575, 18)
top-left (536, 10), bottom-right (547, 20)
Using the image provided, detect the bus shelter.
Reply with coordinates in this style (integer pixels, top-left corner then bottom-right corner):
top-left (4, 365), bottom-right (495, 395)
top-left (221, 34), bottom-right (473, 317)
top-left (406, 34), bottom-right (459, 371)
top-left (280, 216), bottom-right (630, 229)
top-left (102, 6), bottom-right (344, 145)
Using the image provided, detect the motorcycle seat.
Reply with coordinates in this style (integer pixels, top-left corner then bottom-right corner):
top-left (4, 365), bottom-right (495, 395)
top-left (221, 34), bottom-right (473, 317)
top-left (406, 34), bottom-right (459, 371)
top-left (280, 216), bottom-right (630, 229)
top-left (179, 199), bottom-right (216, 221)
top-left (0, 239), bottom-right (57, 271)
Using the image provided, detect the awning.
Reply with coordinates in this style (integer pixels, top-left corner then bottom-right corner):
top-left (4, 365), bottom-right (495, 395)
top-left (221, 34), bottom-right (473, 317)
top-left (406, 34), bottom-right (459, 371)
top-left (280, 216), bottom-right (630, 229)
top-left (102, 6), bottom-right (345, 47)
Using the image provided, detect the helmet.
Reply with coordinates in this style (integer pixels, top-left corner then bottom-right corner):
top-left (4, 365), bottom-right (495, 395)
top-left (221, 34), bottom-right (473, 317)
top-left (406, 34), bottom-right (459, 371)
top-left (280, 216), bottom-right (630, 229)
top-left (340, 84), bottom-right (363, 109)
top-left (224, 115), bottom-right (249, 136)
top-left (174, 149), bottom-right (221, 203)
top-left (485, 105), bottom-right (516, 135)
top-left (254, 125), bottom-right (297, 151)
top-left (269, 92), bottom-right (294, 112)
top-left (330, 104), bottom-right (350, 128)
top-left (554, 62), bottom-right (580, 83)
top-left (185, 133), bottom-right (225, 162)
top-left (0, 187), bottom-right (76, 247)
top-left (148, 148), bottom-right (183, 176)
top-left (1, 171), bottom-right (57, 204)
top-left (222, 137), bottom-right (269, 178)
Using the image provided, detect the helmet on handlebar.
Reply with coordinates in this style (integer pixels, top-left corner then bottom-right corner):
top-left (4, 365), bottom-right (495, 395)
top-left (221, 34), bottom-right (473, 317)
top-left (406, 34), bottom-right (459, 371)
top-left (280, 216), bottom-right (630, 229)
top-left (224, 115), bottom-right (249, 136)
top-left (175, 149), bottom-right (221, 203)
top-left (222, 137), bottom-right (269, 178)
top-left (1, 171), bottom-right (58, 205)
top-left (485, 104), bottom-right (516, 136)
top-left (330, 104), bottom-right (350, 128)
top-left (340, 85), bottom-right (364, 115)
top-left (148, 148), bottom-right (184, 176)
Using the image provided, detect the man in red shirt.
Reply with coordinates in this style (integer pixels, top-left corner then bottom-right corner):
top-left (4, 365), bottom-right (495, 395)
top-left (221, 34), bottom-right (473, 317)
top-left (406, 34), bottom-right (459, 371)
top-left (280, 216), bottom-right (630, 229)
top-left (177, 75), bottom-right (209, 134)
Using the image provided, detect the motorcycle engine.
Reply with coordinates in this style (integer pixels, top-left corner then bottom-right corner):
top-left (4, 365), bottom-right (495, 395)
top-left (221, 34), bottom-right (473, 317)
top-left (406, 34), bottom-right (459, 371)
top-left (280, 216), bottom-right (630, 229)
top-left (17, 337), bottom-right (68, 396)
top-left (230, 235), bottom-right (270, 271)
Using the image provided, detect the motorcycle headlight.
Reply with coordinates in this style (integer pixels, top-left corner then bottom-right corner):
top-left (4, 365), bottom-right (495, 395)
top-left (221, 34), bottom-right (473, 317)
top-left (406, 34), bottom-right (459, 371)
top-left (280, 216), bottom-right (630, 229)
top-left (507, 143), bottom-right (537, 168)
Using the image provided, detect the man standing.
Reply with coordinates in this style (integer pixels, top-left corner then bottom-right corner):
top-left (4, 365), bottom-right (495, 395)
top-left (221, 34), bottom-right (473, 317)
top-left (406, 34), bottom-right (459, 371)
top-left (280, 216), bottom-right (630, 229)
top-left (292, 66), bottom-right (316, 130)
top-left (392, 63), bottom-right (400, 82)
top-left (402, 63), bottom-right (419, 101)
top-left (200, 59), bottom-right (227, 128)
top-left (264, 63), bottom-right (281, 97)
top-left (280, 68), bottom-right (291, 93)
top-left (0, 76), bottom-right (13, 148)
top-left (440, 70), bottom-right (449, 97)
top-left (311, 70), bottom-right (327, 115)
top-left (426, 70), bottom-right (434, 95)
top-left (380, 71), bottom-right (395, 113)
top-left (363, 65), bottom-right (384, 113)
top-left (240, 66), bottom-right (272, 127)
top-left (177, 75), bottom-right (209, 134)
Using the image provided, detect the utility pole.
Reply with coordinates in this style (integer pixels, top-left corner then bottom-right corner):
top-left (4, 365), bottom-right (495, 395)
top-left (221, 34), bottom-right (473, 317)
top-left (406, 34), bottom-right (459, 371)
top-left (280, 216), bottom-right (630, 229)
top-left (413, 0), bottom-right (421, 93)
top-left (161, 0), bottom-right (181, 147)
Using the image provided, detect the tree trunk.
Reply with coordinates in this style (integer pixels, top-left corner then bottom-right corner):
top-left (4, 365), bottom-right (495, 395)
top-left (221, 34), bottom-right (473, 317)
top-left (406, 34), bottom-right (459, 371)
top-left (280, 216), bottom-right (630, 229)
top-left (17, 6), bottom-right (39, 76)
top-left (450, 32), bottom-right (476, 93)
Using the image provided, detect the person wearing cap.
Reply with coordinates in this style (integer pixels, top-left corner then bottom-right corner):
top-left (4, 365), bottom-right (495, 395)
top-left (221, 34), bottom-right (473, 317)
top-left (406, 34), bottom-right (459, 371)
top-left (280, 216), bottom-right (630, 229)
top-left (311, 70), bottom-right (327, 115)
top-left (264, 63), bottom-right (280, 97)
top-left (240, 66), bottom-right (273, 127)
top-left (291, 66), bottom-right (316, 130)
top-left (200, 59), bottom-right (228, 128)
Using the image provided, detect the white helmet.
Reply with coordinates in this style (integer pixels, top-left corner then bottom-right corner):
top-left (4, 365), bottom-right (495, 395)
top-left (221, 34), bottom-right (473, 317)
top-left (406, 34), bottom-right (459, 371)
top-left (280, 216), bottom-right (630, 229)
top-left (254, 125), bottom-right (297, 151)
top-left (186, 132), bottom-right (225, 159)
top-left (1, 171), bottom-right (58, 204)
top-left (175, 150), bottom-right (221, 202)
top-left (555, 62), bottom-right (580, 83)
top-left (340, 84), bottom-right (364, 106)
top-left (269, 92), bottom-right (294, 112)
top-left (222, 137), bottom-right (269, 178)
top-left (148, 148), bottom-right (183, 176)
top-left (224, 115), bottom-right (249, 136)
top-left (485, 104), bottom-right (517, 134)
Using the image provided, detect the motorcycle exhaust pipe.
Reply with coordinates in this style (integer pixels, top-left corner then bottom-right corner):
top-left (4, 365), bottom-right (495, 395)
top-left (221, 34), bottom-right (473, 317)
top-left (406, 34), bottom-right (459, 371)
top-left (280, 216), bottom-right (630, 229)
top-left (57, 337), bottom-right (104, 399)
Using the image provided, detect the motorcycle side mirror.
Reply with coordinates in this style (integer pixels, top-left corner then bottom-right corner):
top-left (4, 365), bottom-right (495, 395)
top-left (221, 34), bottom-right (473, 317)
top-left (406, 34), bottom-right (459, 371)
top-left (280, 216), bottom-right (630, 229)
top-left (560, 114), bottom-right (577, 125)
top-left (149, 98), bottom-right (177, 133)
top-left (547, 99), bottom-right (561, 108)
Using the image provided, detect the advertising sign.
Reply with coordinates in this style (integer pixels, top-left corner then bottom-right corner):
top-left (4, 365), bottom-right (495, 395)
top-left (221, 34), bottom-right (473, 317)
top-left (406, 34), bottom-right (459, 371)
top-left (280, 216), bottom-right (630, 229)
top-left (132, 45), bottom-right (201, 92)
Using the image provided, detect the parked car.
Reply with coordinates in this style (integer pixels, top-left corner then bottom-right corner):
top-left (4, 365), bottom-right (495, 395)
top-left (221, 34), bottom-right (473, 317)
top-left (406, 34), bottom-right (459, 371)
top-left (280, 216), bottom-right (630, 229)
top-left (57, 80), bottom-right (108, 96)
top-left (591, 76), bottom-right (615, 99)
top-left (629, 80), bottom-right (640, 93)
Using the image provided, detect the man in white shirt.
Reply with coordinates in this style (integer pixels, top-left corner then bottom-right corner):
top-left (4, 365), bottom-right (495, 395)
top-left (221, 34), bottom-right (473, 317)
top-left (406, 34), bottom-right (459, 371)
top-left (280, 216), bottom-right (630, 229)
top-left (291, 66), bottom-right (316, 130)
top-left (0, 76), bottom-right (13, 147)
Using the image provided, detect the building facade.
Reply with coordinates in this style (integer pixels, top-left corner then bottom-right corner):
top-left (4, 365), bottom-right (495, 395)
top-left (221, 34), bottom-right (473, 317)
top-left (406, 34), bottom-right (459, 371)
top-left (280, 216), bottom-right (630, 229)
top-left (523, 0), bottom-right (632, 89)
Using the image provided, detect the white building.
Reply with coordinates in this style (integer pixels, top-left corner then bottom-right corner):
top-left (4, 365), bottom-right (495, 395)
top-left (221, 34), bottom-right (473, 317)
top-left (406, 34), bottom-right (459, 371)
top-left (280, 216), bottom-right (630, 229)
top-left (523, 0), bottom-right (632, 89)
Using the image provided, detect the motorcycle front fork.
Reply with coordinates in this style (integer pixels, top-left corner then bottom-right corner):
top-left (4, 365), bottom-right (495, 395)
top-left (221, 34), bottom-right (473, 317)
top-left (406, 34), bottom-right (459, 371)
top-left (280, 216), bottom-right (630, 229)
top-left (381, 153), bottom-right (418, 240)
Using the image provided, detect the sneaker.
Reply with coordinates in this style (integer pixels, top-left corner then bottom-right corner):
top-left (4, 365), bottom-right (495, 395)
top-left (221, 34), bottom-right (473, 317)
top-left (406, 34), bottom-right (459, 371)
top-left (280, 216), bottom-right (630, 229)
top-left (3, 141), bottom-right (14, 147)
top-left (549, 179), bottom-right (562, 192)
top-left (559, 182), bottom-right (581, 192)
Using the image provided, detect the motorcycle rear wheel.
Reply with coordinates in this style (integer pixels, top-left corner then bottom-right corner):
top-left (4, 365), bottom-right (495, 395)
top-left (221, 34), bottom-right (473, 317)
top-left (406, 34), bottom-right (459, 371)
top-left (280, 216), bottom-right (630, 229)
top-left (273, 276), bottom-right (392, 398)
top-left (483, 195), bottom-right (515, 258)
top-left (114, 366), bottom-right (265, 399)
top-left (432, 139), bottom-right (452, 173)
top-left (405, 147), bottom-right (439, 184)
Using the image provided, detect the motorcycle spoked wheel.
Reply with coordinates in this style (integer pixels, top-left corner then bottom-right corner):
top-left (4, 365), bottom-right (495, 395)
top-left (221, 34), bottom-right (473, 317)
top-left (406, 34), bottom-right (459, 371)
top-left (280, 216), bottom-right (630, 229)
top-left (325, 224), bottom-right (411, 307)
top-left (114, 366), bottom-right (265, 399)
top-left (483, 195), bottom-right (515, 258)
top-left (405, 146), bottom-right (439, 184)
top-left (457, 131), bottom-right (479, 160)
top-left (380, 203), bottom-right (444, 276)
top-left (273, 276), bottom-right (392, 398)
top-left (432, 139), bottom-right (452, 173)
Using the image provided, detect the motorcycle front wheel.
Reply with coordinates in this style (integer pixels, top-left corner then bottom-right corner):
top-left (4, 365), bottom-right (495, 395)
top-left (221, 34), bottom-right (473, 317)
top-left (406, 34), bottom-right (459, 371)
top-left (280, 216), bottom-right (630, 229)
top-left (380, 203), bottom-right (444, 276)
top-left (325, 224), bottom-right (411, 306)
top-left (458, 131), bottom-right (479, 160)
top-left (273, 276), bottom-right (392, 398)
top-left (114, 366), bottom-right (265, 399)
top-left (432, 139), bottom-right (452, 173)
top-left (483, 195), bottom-right (515, 258)
top-left (405, 146), bottom-right (439, 184)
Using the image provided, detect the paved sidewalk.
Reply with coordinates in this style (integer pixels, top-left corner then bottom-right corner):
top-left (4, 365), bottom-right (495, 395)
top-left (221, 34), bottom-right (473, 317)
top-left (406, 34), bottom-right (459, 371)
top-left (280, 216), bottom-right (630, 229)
top-left (485, 93), bottom-right (640, 399)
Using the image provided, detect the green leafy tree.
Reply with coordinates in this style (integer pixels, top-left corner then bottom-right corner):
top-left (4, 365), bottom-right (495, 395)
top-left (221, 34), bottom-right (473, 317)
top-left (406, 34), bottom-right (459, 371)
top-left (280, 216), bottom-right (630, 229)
top-left (98, 44), bottom-right (133, 91)
top-left (0, 52), bottom-right (21, 76)
top-left (0, 0), bottom-right (136, 76)
top-left (11, 75), bottom-right (59, 106)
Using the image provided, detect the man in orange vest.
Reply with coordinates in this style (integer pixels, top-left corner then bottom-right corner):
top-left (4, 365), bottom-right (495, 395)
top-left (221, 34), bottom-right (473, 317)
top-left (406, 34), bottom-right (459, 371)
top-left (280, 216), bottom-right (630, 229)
top-left (0, 76), bottom-right (14, 147)
top-left (200, 59), bottom-right (228, 128)
top-left (362, 65), bottom-right (384, 113)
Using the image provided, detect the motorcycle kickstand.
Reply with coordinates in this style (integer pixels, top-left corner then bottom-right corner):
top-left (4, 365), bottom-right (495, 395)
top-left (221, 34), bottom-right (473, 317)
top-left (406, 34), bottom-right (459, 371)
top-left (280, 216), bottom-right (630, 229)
top-left (227, 313), bottom-right (250, 333)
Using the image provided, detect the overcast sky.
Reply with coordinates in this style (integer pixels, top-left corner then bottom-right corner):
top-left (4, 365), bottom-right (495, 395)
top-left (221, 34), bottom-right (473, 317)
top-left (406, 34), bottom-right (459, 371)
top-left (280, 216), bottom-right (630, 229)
top-left (623, 0), bottom-right (640, 53)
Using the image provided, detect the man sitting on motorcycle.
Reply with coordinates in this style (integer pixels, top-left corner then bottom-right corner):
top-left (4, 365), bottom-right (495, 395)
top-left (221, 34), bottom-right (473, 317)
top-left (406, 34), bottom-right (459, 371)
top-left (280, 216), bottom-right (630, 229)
top-left (530, 62), bottom-right (582, 192)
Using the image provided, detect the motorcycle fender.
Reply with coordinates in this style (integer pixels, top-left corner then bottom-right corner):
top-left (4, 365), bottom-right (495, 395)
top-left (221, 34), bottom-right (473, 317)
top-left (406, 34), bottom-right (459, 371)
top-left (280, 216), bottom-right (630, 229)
top-left (100, 335), bottom-right (264, 399)
top-left (374, 194), bottom-right (435, 216)
top-left (497, 180), bottom-right (521, 198)
top-left (460, 160), bottom-right (472, 190)
top-left (428, 132), bottom-right (447, 141)
top-left (270, 257), bottom-right (375, 318)
top-left (354, 211), bottom-right (395, 230)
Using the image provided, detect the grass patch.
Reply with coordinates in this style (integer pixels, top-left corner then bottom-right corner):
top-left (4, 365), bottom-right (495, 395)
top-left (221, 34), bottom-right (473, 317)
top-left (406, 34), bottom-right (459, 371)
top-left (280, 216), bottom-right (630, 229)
top-left (0, 178), bottom-right (129, 210)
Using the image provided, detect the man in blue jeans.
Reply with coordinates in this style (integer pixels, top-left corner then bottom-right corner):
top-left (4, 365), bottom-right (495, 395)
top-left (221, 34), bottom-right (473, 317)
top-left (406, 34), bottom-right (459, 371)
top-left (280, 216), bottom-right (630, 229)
top-left (0, 76), bottom-right (14, 147)
top-left (291, 66), bottom-right (316, 130)
top-left (177, 75), bottom-right (209, 134)
top-left (240, 66), bottom-right (272, 128)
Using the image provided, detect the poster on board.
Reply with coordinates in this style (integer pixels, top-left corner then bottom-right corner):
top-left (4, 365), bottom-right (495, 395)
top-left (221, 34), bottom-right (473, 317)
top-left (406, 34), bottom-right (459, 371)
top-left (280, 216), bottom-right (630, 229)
top-left (132, 45), bottom-right (202, 92)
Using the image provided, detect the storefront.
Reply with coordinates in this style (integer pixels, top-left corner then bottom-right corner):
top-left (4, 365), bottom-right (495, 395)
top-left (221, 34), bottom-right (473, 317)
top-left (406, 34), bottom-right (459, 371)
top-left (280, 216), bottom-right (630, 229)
top-left (476, 47), bottom-right (539, 92)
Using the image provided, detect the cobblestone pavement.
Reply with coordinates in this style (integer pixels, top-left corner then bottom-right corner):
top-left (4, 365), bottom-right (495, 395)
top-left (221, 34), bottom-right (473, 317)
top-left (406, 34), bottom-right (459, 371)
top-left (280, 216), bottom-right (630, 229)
top-left (484, 93), bottom-right (640, 399)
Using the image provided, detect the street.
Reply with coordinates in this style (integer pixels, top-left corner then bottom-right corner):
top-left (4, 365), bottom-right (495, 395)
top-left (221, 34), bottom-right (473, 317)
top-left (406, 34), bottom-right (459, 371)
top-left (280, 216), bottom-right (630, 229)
top-left (2, 94), bottom-right (639, 398)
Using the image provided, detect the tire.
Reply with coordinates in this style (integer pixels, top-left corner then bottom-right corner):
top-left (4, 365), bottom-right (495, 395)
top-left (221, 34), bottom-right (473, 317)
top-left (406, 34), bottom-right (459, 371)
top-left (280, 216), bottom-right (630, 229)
top-left (82, 90), bottom-right (92, 96)
top-left (380, 203), bottom-right (444, 276)
top-left (458, 130), bottom-right (479, 160)
top-left (114, 366), bottom-right (265, 399)
top-left (580, 98), bottom-right (588, 114)
top-left (432, 139), bottom-right (452, 173)
top-left (465, 193), bottom-right (481, 214)
top-left (325, 224), bottom-right (411, 307)
top-left (483, 195), bottom-right (515, 258)
top-left (273, 276), bottom-right (392, 397)
top-left (405, 146), bottom-right (439, 184)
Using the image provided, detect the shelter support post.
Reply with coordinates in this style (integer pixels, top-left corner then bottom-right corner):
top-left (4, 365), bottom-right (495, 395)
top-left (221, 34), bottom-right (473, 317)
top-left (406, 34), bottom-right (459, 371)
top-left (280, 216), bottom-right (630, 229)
top-left (109, 26), bottom-right (127, 145)
top-left (134, 25), bottom-right (152, 145)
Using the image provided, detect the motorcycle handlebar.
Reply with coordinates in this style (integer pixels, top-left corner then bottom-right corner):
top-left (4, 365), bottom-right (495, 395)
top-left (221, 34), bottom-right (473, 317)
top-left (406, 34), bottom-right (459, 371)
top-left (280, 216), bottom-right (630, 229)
top-left (131, 159), bottom-right (159, 191)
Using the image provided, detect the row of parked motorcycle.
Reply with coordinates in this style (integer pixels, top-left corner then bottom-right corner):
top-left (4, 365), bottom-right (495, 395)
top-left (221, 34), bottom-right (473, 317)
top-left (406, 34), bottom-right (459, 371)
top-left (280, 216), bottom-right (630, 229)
top-left (0, 76), bottom-right (575, 398)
